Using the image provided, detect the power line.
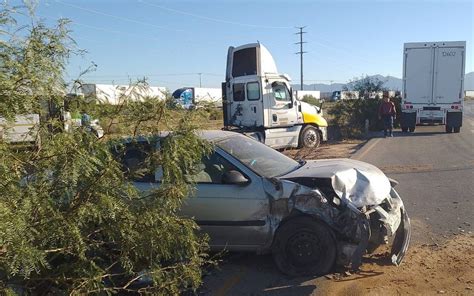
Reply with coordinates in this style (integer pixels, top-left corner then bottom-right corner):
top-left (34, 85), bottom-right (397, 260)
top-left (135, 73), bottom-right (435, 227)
top-left (55, 0), bottom-right (182, 32)
top-left (139, 0), bottom-right (293, 29)
top-left (295, 26), bottom-right (307, 90)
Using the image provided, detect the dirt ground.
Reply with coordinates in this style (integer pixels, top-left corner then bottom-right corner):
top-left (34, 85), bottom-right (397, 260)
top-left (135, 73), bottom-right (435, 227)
top-left (318, 234), bottom-right (474, 296)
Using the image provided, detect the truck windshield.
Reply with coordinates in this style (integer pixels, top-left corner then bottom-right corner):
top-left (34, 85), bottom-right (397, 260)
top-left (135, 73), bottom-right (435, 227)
top-left (217, 135), bottom-right (301, 178)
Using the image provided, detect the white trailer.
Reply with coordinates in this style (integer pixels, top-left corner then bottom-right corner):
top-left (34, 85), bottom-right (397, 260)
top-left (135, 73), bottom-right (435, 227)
top-left (402, 41), bottom-right (466, 133)
top-left (465, 90), bottom-right (474, 98)
top-left (222, 43), bottom-right (328, 149)
top-left (81, 84), bottom-right (167, 105)
top-left (172, 87), bottom-right (222, 109)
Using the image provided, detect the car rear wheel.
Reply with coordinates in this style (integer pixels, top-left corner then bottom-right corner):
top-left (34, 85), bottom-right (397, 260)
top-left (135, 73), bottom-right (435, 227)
top-left (453, 126), bottom-right (461, 133)
top-left (272, 216), bottom-right (336, 276)
top-left (299, 125), bottom-right (321, 148)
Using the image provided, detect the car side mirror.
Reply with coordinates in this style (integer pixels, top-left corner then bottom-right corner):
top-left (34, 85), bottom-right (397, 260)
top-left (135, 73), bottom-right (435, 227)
top-left (287, 99), bottom-right (294, 109)
top-left (222, 170), bottom-right (249, 185)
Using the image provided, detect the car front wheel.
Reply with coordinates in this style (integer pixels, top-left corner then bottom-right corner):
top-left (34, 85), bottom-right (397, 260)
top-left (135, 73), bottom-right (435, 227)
top-left (272, 216), bottom-right (336, 276)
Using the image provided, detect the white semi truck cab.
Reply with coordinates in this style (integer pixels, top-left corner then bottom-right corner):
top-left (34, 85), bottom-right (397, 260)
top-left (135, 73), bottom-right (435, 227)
top-left (402, 41), bottom-right (466, 133)
top-left (222, 43), bottom-right (328, 149)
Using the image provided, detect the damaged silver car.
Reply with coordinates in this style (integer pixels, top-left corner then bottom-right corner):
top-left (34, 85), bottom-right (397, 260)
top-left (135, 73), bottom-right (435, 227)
top-left (121, 131), bottom-right (411, 276)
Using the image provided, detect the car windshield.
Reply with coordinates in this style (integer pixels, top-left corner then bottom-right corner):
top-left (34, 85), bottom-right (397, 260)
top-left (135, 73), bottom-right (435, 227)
top-left (217, 134), bottom-right (301, 178)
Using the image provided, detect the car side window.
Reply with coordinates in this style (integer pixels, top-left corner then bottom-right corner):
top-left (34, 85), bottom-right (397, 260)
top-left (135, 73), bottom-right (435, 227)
top-left (120, 143), bottom-right (155, 183)
top-left (233, 83), bottom-right (245, 101)
top-left (185, 151), bottom-right (241, 184)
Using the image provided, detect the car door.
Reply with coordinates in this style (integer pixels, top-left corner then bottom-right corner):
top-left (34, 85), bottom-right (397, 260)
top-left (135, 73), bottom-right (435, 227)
top-left (118, 142), bottom-right (272, 250)
top-left (267, 81), bottom-right (298, 127)
top-left (179, 148), bottom-right (271, 249)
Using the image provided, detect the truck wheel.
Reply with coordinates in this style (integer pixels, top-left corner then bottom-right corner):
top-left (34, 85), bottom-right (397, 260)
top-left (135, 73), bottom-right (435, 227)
top-left (401, 127), bottom-right (408, 133)
top-left (299, 125), bottom-right (321, 148)
top-left (272, 217), bottom-right (336, 277)
top-left (445, 125), bottom-right (453, 133)
top-left (408, 127), bottom-right (415, 132)
top-left (453, 126), bottom-right (461, 133)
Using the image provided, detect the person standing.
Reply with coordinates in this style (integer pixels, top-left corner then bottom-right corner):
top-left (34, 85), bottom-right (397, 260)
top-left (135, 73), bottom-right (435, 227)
top-left (378, 95), bottom-right (397, 137)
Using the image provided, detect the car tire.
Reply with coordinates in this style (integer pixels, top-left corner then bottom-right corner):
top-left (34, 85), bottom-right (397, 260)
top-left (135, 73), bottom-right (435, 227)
top-left (272, 216), bottom-right (336, 277)
top-left (401, 127), bottom-right (408, 133)
top-left (299, 125), bottom-right (321, 149)
top-left (408, 127), bottom-right (415, 132)
top-left (445, 125), bottom-right (453, 133)
top-left (453, 126), bottom-right (461, 133)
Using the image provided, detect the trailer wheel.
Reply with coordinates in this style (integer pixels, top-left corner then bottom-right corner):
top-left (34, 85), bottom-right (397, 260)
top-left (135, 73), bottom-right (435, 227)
top-left (299, 125), bottom-right (321, 148)
top-left (272, 217), bottom-right (336, 277)
top-left (445, 125), bottom-right (453, 133)
top-left (401, 127), bottom-right (408, 133)
top-left (453, 126), bottom-right (461, 133)
top-left (408, 127), bottom-right (415, 132)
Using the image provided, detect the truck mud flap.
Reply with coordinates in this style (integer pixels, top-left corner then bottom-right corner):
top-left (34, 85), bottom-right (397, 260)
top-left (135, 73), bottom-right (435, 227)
top-left (390, 208), bottom-right (411, 265)
top-left (446, 111), bottom-right (462, 128)
top-left (401, 112), bottom-right (416, 129)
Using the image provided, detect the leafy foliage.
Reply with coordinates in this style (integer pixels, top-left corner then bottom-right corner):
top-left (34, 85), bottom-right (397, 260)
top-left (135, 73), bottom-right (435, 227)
top-left (300, 95), bottom-right (320, 106)
top-left (330, 76), bottom-right (401, 138)
top-left (0, 3), bottom-right (211, 294)
top-left (343, 75), bottom-right (387, 99)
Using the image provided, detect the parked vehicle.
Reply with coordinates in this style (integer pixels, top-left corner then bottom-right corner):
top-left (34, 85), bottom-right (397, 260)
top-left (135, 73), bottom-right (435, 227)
top-left (0, 96), bottom-right (104, 145)
top-left (0, 114), bottom-right (40, 144)
top-left (116, 130), bottom-right (411, 276)
top-left (171, 87), bottom-right (222, 109)
top-left (222, 43), bottom-right (328, 149)
top-left (402, 41), bottom-right (466, 133)
top-left (331, 91), bottom-right (359, 101)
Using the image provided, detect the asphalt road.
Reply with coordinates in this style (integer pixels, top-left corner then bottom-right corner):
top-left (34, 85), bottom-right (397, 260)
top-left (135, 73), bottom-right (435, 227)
top-left (352, 100), bottom-right (474, 243)
top-left (200, 101), bottom-right (474, 295)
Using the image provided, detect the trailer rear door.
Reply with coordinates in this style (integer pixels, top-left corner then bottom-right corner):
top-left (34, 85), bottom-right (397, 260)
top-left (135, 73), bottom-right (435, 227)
top-left (404, 47), bottom-right (433, 104)
top-left (433, 45), bottom-right (465, 104)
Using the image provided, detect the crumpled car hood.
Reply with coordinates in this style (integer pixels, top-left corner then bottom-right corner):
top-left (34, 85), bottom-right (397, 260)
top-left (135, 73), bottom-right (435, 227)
top-left (280, 158), bottom-right (391, 208)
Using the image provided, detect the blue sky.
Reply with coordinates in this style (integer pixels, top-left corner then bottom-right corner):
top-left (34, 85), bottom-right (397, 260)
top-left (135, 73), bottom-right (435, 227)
top-left (20, 0), bottom-right (474, 90)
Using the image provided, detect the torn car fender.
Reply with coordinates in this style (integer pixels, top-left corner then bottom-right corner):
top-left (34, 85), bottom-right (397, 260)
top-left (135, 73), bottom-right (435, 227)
top-left (389, 189), bottom-right (411, 265)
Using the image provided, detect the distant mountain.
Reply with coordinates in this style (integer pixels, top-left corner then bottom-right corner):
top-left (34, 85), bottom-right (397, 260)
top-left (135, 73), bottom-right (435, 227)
top-left (465, 72), bottom-right (474, 90)
top-left (294, 72), bottom-right (474, 92)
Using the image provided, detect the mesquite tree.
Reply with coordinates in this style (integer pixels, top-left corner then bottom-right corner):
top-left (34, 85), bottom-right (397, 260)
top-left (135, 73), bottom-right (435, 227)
top-left (0, 3), bottom-right (211, 294)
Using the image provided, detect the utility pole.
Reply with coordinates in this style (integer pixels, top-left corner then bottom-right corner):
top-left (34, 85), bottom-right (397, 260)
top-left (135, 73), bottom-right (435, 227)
top-left (198, 73), bottom-right (202, 87)
top-left (295, 26), bottom-right (307, 91)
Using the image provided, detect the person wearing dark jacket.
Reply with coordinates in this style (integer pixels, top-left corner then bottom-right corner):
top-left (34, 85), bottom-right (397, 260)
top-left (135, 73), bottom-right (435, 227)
top-left (378, 95), bottom-right (397, 137)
